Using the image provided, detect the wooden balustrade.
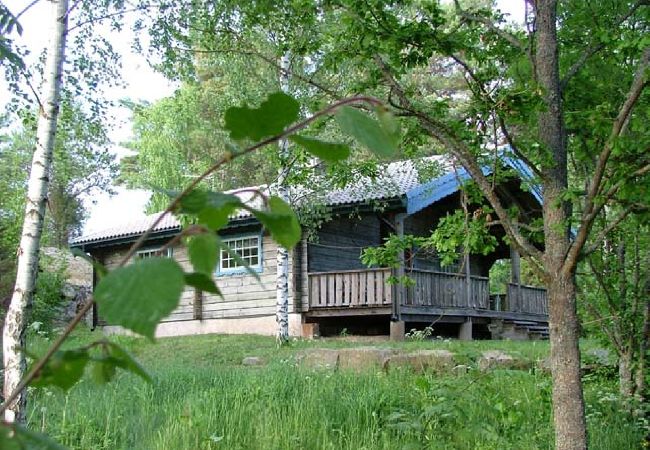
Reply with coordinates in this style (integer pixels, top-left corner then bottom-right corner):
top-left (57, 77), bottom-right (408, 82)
top-left (405, 269), bottom-right (490, 309)
top-left (506, 283), bottom-right (548, 315)
top-left (308, 268), bottom-right (392, 308)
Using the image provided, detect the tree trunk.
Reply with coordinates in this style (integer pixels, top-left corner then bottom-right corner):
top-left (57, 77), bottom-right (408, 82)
top-left (535, 1), bottom-right (587, 448)
top-left (2, 0), bottom-right (69, 423)
top-left (547, 274), bottom-right (587, 450)
top-left (618, 349), bottom-right (634, 398)
top-left (275, 52), bottom-right (291, 342)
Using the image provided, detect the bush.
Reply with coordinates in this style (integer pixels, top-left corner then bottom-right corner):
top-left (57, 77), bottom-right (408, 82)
top-left (31, 267), bottom-right (66, 333)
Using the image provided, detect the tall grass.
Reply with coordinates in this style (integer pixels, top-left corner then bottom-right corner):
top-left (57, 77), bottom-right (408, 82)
top-left (27, 333), bottom-right (645, 449)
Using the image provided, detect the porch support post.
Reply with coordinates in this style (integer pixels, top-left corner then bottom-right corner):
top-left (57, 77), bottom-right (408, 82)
top-left (510, 243), bottom-right (522, 312)
top-left (390, 213), bottom-right (407, 321)
top-left (459, 317), bottom-right (473, 340)
top-left (390, 320), bottom-right (405, 341)
top-left (464, 251), bottom-right (472, 308)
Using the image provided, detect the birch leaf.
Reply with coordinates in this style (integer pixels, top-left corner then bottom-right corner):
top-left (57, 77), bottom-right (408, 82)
top-left (185, 272), bottom-right (222, 295)
top-left (188, 232), bottom-right (218, 275)
top-left (104, 342), bottom-right (152, 383)
top-left (94, 258), bottom-right (185, 339)
top-left (252, 196), bottom-right (301, 249)
top-left (289, 135), bottom-right (350, 161)
top-left (1, 424), bottom-right (67, 449)
top-left (335, 106), bottom-right (398, 157)
top-left (31, 349), bottom-right (89, 391)
top-left (224, 92), bottom-right (299, 141)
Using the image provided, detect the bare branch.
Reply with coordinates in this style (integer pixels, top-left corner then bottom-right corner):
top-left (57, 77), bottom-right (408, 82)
top-left (560, 0), bottom-right (649, 91)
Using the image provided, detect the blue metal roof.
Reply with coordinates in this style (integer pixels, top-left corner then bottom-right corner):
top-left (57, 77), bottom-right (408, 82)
top-left (405, 155), bottom-right (542, 216)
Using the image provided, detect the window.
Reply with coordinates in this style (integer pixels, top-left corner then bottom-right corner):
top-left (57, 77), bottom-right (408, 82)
top-left (137, 247), bottom-right (173, 259)
top-left (219, 234), bottom-right (262, 273)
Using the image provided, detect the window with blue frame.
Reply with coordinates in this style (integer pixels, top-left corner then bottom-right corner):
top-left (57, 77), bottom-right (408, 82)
top-left (219, 234), bottom-right (262, 273)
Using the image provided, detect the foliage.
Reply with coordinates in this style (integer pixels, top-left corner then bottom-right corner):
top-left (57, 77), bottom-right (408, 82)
top-left (0, 95), bottom-right (117, 249)
top-left (578, 215), bottom-right (649, 400)
top-left (30, 265), bottom-right (66, 334)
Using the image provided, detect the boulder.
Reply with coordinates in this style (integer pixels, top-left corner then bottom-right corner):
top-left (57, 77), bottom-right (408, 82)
top-left (478, 350), bottom-right (530, 371)
top-left (297, 349), bottom-right (340, 370)
top-left (242, 356), bottom-right (265, 366)
top-left (383, 350), bottom-right (456, 374)
top-left (337, 347), bottom-right (396, 372)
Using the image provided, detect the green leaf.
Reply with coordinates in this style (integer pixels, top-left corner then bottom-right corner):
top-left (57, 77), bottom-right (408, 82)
top-left (335, 106), bottom-right (398, 157)
top-left (105, 342), bottom-right (152, 383)
top-left (224, 92), bottom-right (300, 141)
top-left (185, 272), bottom-right (222, 295)
top-left (31, 349), bottom-right (89, 391)
top-left (252, 196), bottom-right (301, 249)
top-left (179, 189), bottom-right (208, 214)
top-left (94, 258), bottom-right (185, 339)
top-left (91, 358), bottom-right (117, 384)
top-left (188, 233), bottom-right (218, 275)
top-left (289, 135), bottom-right (350, 162)
top-left (1, 423), bottom-right (67, 449)
top-left (197, 191), bottom-right (245, 230)
top-left (375, 106), bottom-right (400, 137)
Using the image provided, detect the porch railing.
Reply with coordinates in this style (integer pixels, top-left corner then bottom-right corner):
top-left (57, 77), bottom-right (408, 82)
top-left (308, 268), bottom-right (392, 308)
top-left (405, 269), bottom-right (490, 309)
top-left (307, 268), bottom-right (547, 316)
top-left (506, 283), bottom-right (548, 315)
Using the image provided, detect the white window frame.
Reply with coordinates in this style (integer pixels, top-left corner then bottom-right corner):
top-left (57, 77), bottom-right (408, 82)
top-left (217, 233), bottom-right (263, 275)
top-left (136, 247), bottom-right (173, 259)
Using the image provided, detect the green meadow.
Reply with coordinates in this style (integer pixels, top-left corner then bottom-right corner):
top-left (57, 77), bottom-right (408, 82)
top-left (26, 333), bottom-right (644, 450)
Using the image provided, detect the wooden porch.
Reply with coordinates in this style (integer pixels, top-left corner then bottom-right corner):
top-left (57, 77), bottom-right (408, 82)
top-left (306, 268), bottom-right (548, 322)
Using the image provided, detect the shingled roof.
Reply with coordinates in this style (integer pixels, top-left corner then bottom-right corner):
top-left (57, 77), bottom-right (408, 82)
top-left (71, 154), bottom-right (541, 248)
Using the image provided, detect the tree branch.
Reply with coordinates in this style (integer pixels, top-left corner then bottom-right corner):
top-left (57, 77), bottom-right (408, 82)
top-left (374, 55), bottom-right (545, 270)
top-left (565, 47), bottom-right (649, 268)
top-left (582, 206), bottom-right (635, 256)
top-left (172, 45), bottom-right (341, 100)
top-left (453, 0), bottom-right (533, 64)
top-left (560, 0), bottom-right (649, 91)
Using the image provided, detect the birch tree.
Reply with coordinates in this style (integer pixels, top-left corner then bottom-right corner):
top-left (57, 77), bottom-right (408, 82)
top-left (2, 0), bottom-right (69, 423)
top-left (275, 52), bottom-right (292, 342)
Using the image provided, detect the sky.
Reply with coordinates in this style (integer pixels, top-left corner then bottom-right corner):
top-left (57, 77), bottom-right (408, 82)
top-left (2, 0), bottom-right (525, 235)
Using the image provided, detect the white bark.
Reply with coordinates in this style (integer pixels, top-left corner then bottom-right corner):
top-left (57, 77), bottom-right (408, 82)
top-left (3, 0), bottom-right (69, 423)
top-left (276, 52), bottom-right (291, 342)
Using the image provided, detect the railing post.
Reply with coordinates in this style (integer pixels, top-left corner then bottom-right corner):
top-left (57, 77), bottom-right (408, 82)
top-left (391, 213), bottom-right (407, 321)
top-left (464, 251), bottom-right (473, 308)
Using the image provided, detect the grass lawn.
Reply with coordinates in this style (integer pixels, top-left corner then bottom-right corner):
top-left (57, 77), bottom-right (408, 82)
top-left (25, 331), bottom-right (644, 449)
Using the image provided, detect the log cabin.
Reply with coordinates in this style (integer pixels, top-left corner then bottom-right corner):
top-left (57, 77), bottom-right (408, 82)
top-left (71, 156), bottom-right (548, 340)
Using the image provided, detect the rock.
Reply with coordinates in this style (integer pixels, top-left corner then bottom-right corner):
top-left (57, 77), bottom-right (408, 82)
top-left (383, 350), bottom-right (456, 374)
top-left (478, 350), bottom-right (529, 371)
top-left (41, 247), bottom-right (92, 288)
top-left (297, 349), bottom-right (340, 370)
top-left (242, 356), bottom-right (265, 366)
top-left (338, 347), bottom-right (395, 372)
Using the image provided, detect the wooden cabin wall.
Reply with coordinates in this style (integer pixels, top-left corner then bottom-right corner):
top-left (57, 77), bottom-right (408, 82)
top-left (95, 233), bottom-right (295, 325)
top-left (307, 214), bottom-right (382, 272)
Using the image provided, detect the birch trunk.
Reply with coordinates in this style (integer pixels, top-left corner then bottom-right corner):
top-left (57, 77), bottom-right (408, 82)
top-left (2, 0), bottom-right (69, 424)
top-left (275, 52), bottom-right (291, 342)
